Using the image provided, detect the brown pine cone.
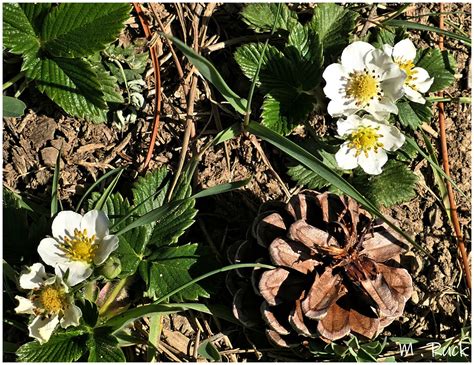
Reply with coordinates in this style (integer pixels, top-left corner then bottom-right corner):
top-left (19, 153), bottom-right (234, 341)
top-left (227, 191), bottom-right (413, 348)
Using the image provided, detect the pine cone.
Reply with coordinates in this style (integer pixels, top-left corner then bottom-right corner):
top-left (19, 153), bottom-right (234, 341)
top-left (227, 191), bottom-right (413, 347)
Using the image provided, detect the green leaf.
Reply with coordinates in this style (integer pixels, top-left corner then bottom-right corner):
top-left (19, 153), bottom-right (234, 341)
top-left (16, 329), bottom-right (87, 362)
top-left (240, 3), bottom-right (298, 33)
top-left (41, 3), bottom-right (130, 58)
top-left (87, 331), bottom-right (125, 362)
top-left (384, 19), bottom-right (471, 47)
top-left (287, 24), bottom-right (323, 64)
top-left (164, 33), bottom-right (247, 114)
top-left (287, 149), bottom-right (342, 189)
top-left (234, 43), bottom-right (283, 83)
top-left (370, 26), bottom-right (406, 48)
top-left (3, 96), bottom-right (26, 118)
top-left (27, 57), bottom-right (109, 122)
top-left (198, 340), bottom-right (222, 362)
top-left (397, 100), bottom-right (433, 129)
top-left (261, 95), bottom-right (292, 136)
top-left (91, 62), bottom-right (124, 103)
top-left (310, 4), bottom-right (358, 61)
top-left (19, 3), bottom-right (51, 34)
top-left (3, 3), bottom-right (40, 57)
top-left (140, 243), bottom-right (214, 301)
top-left (351, 160), bottom-right (418, 208)
top-left (416, 48), bottom-right (456, 92)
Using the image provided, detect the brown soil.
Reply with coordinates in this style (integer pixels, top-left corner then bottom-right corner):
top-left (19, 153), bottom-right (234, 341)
top-left (3, 3), bottom-right (471, 362)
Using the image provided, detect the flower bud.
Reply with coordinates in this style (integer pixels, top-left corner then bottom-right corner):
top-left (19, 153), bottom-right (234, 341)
top-left (99, 256), bottom-right (121, 280)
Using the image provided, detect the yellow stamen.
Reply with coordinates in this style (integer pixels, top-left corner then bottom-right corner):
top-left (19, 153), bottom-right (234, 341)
top-left (395, 58), bottom-right (418, 89)
top-left (39, 286), bottom-right (66, 314)
top-left (61, 228), bottom-right (97, 263)
top-left (345, 71), bottom-right (380, 106)
top-left (347, 126), bottom-right (384, 157)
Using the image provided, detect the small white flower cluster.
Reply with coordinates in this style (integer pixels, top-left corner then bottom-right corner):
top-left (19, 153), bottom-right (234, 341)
top-left (15, 210), bottom-right (119, 344)
top-left (323, 39), bottom-right (433, 175)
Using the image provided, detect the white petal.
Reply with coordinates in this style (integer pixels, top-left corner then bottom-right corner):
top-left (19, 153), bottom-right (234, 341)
top-left (378, 125), bottom-right (405, 151)
top-left (327, 99), bottom-right (358, 118)
top-left (381, 69), bottom-right (406, 100)
top-left (323, 63), bottom-right (347, 99)
top-left (404, 85), bottom-right (426, 104)
top-left (335, 143), bottom-right (359, 171)
top-left (392, 39), bottom-right (416, 62)
top-left (358, 149), bottom-right (388, 175)
top-left (80, 210), bottom-right (110, 239)
top-left (55, 261), bottom-right (92, 287)
top-left (336, 115), bottom-right (362, 137)
top-left (368, 98), bottom-right (398, 118)
top-left (29, 315), bottom-right (60, 344)
top-left (19, 263), bottom-right (48, 290)
top-left (52, 211), bottom-right (82, 241)
top-left (341, 41), bottom-right (375, 72)
top-left (93, 235), bottom-right (119, 266)
top-left (365, 48), bottom-right (392, 73)
top-left (38, 237), bottom-right (68, 268)
top-left (60, 304), bottom-right (82, 328)
top-left (411, 67), bottom-right (434, 93)
top-left (383, 44), bottom-right (394, 58)
top-left (15, 296), bottom-right (35, 314)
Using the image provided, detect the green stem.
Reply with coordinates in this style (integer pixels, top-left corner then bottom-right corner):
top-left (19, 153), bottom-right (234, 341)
top-left (112, 59), bottom-right (130, 103)
top-left (3, 72), bottom-right (25, 91)
top-left (426, 96), bottom-right (471, 104)
top-left (98, 277), bottom-right (130, 316)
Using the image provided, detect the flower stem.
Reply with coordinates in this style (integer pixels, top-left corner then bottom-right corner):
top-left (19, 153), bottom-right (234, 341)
top-left (98, 277), bottom-right (130, 316)
top-left (3, 72), bottom-right (25, 91)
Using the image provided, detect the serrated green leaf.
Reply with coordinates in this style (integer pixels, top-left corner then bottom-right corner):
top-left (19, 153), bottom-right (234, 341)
top-left (3, 96), bottom-right (26, 118)
top-left (261, 95), bottom-right (292, 135)
top-left (140, 243), bottom-right (214, 301)
top-left (41, 3), bottom-right (130, 58)
top-left (370, 26), bottom-right (407, 48)
top-left (91, 62), bottom-right (124, 103)
top-left (350, 160), bottom-right (418, 208)
top-left (287, 24), bottom-right (323, 65)
top-left (234, 43), bottom-right (283, 83)
top-left (19, 3), bottom-right (51, 35)
top-left (16, 329), bottom-right (87, 362)
top-left (241, 3), bottom-right (298, 33)
top-left (397, 100), bottom-right (433, 129)
top-left (3, 3), bottom-right (39, 55)
top-left (310, 4), bottom-right (358, 62)
top-left (87, 331), bottom-right (125, 362)
top-left (27, 56), bottom-right (108, 122)
top-left (416, 48), bottom-right (456, 92)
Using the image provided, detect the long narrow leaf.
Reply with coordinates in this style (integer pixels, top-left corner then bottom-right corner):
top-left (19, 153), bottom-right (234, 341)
top-left (248, 121), bottom-right (432, 258)
top-left (405, 136), bottom-right (468, 200)
top-left (163, 33), bottom-right (248, 114)
top-left (193, 178), bottom-right (251, 199)
top-left (50, 150), bottom-right (61, 217)
top-left (384, 19), bottom-right (471, 47)
top-left (76, 167), bottom-right (123, 212)
top-left (94, 169), bottom-right (124, 211)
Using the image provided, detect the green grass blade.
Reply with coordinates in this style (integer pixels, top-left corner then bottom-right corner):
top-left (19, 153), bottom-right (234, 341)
top-left (248, 121), bottom-right (432, 258)
top-left (405, 136), bottom-right (468, 201)
top-left (155, 263), bottom-right (275, 304)
top-left (94, 168), bottom-right (124, 211)
top-left (384, 19), bottom-right (471, 47)
top-left (50, 150), bottom-right (61, 217)
top-left (76, 167), bottom-right (123, 212)
top-left (192, 178), bottom-right (250, 199)
top-left (163, 33), bottom-right (248, 114)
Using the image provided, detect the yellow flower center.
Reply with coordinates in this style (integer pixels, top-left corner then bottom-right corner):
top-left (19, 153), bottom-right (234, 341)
top-left (347, 126), bottom-right (384, 157)
top-left (61, 228), bottom-right (97, 263)
top-left (39, 286), bottom-right (66, 314)
top-left (345, 71), bottom-right (381, 106)
top-left (395, 58), bottom-right (418, 89)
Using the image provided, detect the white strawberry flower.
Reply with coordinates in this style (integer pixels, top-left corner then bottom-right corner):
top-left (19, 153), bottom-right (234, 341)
top-left (15, 263), bottom-right (82, 344)
top-left (335, 115), bottom-right (405, 175)
top-left (323, 41), bottom-right (406, 120)
top-left (383, 38), bottom-right (434, 104)
top-left (38, 210), bottom-right (119, 286)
